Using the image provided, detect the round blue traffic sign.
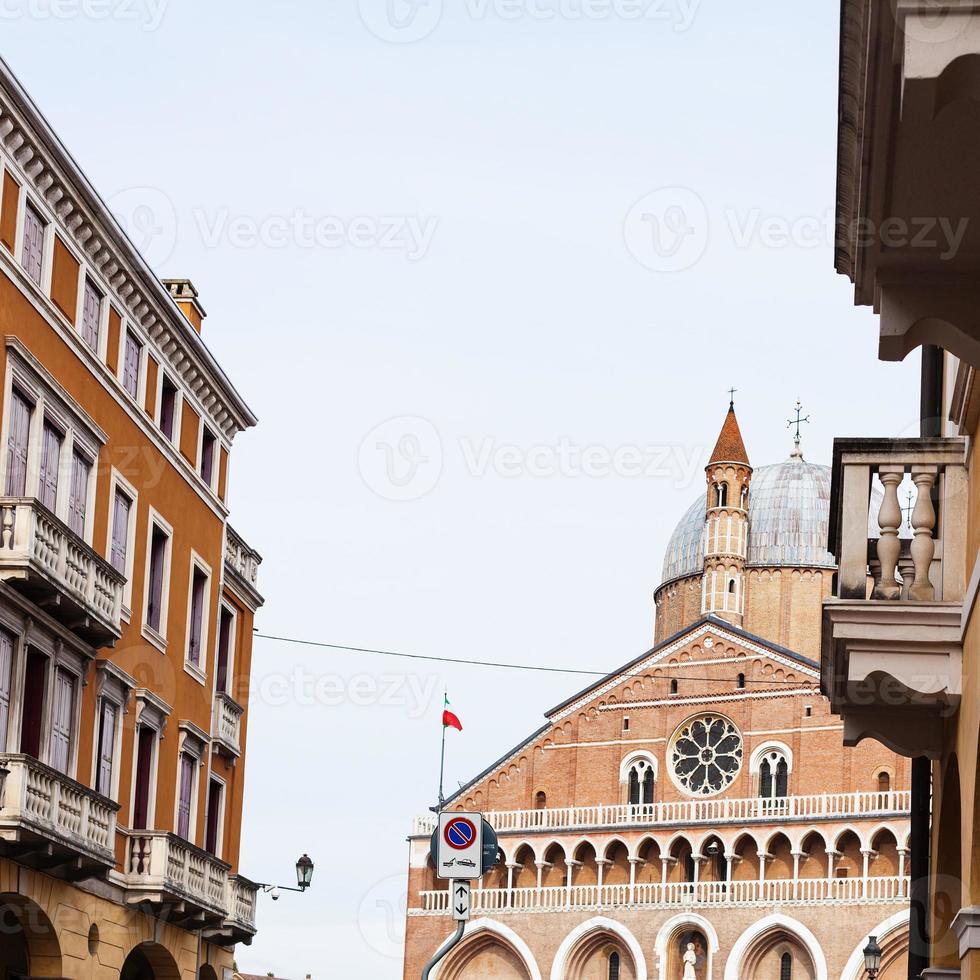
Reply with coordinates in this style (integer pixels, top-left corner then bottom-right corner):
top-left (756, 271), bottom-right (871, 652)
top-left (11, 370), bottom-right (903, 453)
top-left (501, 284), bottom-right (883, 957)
top-left (444, 816), bottom-right (477, 851)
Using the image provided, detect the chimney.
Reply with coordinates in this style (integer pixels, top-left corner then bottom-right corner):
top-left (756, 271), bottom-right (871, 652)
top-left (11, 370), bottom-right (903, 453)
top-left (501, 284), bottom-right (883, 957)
top-left (163, 278), bottom-right (207, 334)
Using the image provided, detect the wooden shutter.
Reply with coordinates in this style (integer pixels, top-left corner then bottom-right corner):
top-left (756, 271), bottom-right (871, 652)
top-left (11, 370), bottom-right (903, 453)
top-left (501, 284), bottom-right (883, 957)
top-left (177, 752), bottom-right (194, 839)
top-left (82, 279), bottom-right (102, 350)
top-left (188, 570), bottom-right (206, 666)
top-left (22, 203), bottom-right (44, 285)
top-left (37, 423), bottom-right (62, 511)
top-left (4, 391), bottom-right (31, 495)
top-left (50, 669), bottom-right (74, 774)
top-left (110, 490), bottom-right (131, 573)
top-left (147, 527), bottom-right (167, 631)
top-left (123, 332), bottom-right (141, 397)
top-left (67, 451), bottom-right (90, 536)
top-left (96, 700), bottom-right (116, 796)
top-left (0, 630), bottom-right (13, 753)
top-left (216, 607), bottom-right (232, 693)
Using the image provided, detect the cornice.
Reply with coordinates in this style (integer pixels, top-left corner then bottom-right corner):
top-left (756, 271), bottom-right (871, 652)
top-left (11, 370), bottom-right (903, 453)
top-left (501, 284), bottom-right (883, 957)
top-left (0, 56), bottom-right (256, 443)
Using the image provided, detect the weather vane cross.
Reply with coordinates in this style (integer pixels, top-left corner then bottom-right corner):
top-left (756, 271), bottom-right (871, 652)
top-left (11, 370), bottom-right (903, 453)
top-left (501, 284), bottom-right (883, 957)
top-left (787, 399), bottom-right (811, 458)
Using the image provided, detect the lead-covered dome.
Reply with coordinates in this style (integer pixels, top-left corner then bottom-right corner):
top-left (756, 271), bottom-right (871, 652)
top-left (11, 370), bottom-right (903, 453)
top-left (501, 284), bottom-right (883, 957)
top-left (660, 457), bottom-right (836, 585)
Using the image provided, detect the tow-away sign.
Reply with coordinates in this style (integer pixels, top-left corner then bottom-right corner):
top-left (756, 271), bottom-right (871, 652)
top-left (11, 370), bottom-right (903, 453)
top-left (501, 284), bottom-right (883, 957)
top-left (437, 812), bottom-right (483, 880)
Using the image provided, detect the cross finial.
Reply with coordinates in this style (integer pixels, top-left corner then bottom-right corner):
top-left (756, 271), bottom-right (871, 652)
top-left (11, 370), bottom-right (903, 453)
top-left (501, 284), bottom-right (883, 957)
top-left (728, 387), bottom-right (737, 408)
top-left (786, 399), bottom-right (811, 458)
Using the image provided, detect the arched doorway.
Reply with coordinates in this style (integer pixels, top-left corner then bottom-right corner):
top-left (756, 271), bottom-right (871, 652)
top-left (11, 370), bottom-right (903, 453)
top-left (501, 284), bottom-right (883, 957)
top-left (199, 966), bottom-right (220, 980)
top-left (120, 943), bottom-right (181, 980)
top-left (439, 922), bottom-right (537, 980)
top-left (0, 894), bottom-right (62, 979)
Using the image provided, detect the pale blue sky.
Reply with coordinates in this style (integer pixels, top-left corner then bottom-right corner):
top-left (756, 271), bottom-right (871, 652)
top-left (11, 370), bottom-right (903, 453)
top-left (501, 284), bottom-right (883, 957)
top-left (3, 2), bottom-right (919, 976)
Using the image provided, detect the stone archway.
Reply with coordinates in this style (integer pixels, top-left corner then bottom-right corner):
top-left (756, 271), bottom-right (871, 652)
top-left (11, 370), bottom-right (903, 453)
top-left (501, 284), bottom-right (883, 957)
top-left (552, 918), bottom-right (646, 980)
top-left (435, 920), bottom-right (540, 980)
top-left (0, 894), bottom-right (62, 978)
top-left (120, 942), bottom-right (181, 980)
top-left (738, 929), bottom-right (816, 980)
top-left (724, 914), bottom-right (827, 980)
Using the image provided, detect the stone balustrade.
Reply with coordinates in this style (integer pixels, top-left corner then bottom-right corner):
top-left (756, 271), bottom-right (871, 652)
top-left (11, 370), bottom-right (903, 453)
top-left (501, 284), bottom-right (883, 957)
top-left (212, 692), bottom-right (244, 758)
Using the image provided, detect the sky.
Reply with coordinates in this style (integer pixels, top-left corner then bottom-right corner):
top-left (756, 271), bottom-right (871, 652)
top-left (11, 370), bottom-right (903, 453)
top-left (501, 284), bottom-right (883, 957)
top-left (1, 2), bottom-right (923, 976)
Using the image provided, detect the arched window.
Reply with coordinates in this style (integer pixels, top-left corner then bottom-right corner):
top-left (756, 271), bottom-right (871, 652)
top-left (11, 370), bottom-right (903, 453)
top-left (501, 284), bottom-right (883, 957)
top-left (715, 483), bottom-right (728, 508)
top-left (877, 771), bottom-right (891, 793)
top-left (670, 678), bottom-right (678, 695)
top-left (627, 759), bottom-right (655, 806)
top-left (740, 486), bottom-right (749, 509)
top-left (728, 578), bottom-right (737, 595)
top-left (534, 790), bottom-right (547, 810)
top-left (780, 951), bottom-right (793, 980)
top-left (608, 951), bottom-right (621, 980)
top-left (737, 672), bottom-right (746, 690)
top-left (759, 750), bottom-right (789, 804)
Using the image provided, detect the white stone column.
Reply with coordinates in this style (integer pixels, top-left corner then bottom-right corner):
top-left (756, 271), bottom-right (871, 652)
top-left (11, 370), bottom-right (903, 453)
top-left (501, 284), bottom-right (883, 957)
top-left (898, 847), bottom-right (908, 883)
top-left (861, 849), bottom-right (874, 899)
top-left (628, 858), bottom-right (639, 904)
top-left (506, 863), bottom-right (517, 908)
top-left (535, 860), bottom-right (547, 891)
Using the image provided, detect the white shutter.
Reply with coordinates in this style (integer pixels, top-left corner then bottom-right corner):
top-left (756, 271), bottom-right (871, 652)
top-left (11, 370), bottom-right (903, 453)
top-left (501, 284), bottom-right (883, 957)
top-left (96, 700), bottom-right (116, 796)
top-left (0, 630), bottom-right (12, 753)
top-left (38, 423), bottom-right (62, 511)
top-left (50, 669), bottom-right (74, 774)
top-left (68, 452), bottom-right (90, 537)
top-left (110, 490), bottom-right (131, 573)
top-left (177, 753), bottom-right (194, 839)
top-left (5, 391), bottom-right (31, 496)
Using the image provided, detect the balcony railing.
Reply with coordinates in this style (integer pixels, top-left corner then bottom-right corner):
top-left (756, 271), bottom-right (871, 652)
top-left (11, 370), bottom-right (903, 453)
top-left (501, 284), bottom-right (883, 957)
top-left (411, 790), bottom-right (911, 837)
top-left (0, 754), bottom-right (118, 876)
top-left (219, 874), bottom-right (259, 945)
top-left (124, 830), bottom-right (230, 920)
top-left (822, 438), bottom-right (967, 757)
top-left (212, 692), bottom-right (243, 758)
top-left (413, 876), bottom-right (910, 915)
top-left (0, 498), bottom-right (124, 644)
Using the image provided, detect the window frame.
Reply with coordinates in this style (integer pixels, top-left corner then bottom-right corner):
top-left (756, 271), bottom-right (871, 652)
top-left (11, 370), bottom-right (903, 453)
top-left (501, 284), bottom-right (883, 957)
top-left (214, 599), bottom-right (237, 696)
top-left (107, 468), bottom-right (139, 617)
top-left (18, 194), bottom-right (49, 290)
top-left (129, 689), bottom-right (171, 832)
top-left (174, 722), bottom-right (207, 845)
top-left (120, 327), bottom-right (145, 402)
top-left (91, 660), bottom-right (134, 802)
top-left (78, 275), bottom-right (105, 354)
top-left (142, 508), bottom-right (174, 650)
top-left (157, 371), bottom-right (181, 444)
top-left (199, 425), bottom-right (217, 489)
top-left (183, 551), bottom-right (212, 684)
top-left (204, 772), bottom-right (226, 857)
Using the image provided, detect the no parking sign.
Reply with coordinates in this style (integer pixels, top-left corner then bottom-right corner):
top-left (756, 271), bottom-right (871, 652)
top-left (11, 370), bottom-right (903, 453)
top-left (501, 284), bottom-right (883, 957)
top-left (436, 812), bottom-right (483, 880)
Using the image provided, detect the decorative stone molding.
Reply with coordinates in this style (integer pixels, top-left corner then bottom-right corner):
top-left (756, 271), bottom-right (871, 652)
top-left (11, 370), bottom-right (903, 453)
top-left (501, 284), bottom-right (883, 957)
top-left (954, 905), bottom-right (980, 959)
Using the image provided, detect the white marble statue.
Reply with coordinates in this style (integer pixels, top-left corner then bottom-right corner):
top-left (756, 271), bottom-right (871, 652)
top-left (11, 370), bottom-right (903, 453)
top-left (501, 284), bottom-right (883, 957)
top-left (682, 942), bottom-right (698, 980)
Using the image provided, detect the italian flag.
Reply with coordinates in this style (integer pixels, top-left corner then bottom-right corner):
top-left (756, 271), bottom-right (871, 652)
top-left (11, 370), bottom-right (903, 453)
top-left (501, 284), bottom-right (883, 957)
top-left (442, 694), bottom-right (463, 732)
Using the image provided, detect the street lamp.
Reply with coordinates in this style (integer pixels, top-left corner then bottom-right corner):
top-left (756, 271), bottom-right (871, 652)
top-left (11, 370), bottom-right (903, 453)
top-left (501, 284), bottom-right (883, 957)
top-left (257, 854), bottom-right (315, 901)
top-left (863, 935), bottom-right (882, 979)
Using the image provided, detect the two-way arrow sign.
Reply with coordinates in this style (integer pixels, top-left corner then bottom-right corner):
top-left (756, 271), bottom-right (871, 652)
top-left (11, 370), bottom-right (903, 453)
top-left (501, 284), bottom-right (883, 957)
top-left (452, 880), bottom-right (470, 922)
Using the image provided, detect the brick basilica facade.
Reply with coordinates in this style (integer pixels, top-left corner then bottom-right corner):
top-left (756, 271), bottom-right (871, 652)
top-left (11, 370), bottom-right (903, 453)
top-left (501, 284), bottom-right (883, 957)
top-left (402, 406), bottom-right (912, 980)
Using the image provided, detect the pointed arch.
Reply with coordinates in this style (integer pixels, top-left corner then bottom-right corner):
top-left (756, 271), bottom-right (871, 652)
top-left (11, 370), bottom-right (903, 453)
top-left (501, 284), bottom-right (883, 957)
top-left (653, 914), bottom-right (720, 980)
top-left (551, 917), bottom-right (646, 980)
top-left (724, 914), bottom-right (828, 980)
top-left (840, 910), bottom-right (910, 980)
top-left (432, 919), bottom-right (541, 980)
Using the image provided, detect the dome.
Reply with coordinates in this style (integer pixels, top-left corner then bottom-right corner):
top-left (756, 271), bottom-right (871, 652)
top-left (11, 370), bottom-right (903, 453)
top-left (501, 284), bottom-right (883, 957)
top-left (660, 457), bottom-right (836, 585)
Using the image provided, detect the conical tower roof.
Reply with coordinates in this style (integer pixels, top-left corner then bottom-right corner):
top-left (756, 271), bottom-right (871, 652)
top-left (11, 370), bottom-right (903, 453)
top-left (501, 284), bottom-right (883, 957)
top-left (709, 404), bottom-right (750, 466)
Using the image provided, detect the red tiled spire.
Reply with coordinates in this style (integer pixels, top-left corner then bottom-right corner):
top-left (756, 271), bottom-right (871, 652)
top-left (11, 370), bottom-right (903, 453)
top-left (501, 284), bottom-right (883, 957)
top-left (709, 404), bottom-right (750, 466)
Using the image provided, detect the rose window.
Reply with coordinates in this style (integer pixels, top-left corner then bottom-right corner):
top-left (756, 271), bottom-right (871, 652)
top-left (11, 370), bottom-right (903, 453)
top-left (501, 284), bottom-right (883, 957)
top-left (670, 715), bottom-right (743, 796)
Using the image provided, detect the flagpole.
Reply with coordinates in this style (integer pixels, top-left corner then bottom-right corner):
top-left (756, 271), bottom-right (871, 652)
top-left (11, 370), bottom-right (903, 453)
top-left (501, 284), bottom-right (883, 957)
top-left (438, 694), bottom-right (447, 810)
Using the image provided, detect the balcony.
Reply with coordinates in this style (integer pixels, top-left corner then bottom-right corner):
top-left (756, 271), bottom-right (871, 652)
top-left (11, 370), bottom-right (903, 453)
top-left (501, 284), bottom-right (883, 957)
top-left (411, 790), bottom-right (911, 837)
top-left (821, 438), bottom-right (967, 758)
top-left (0, 498), bottom-right (124, 644)
top-left (211, 874), bottom-right (259, 946)
top-left (413, 876), bottom-right (911, 915)
top-left (123, 830), bottom-right (231, 927)
top-left (0, 754), bottom-right (118, 878)
top-left (211, 692), bottom-right (243, 758)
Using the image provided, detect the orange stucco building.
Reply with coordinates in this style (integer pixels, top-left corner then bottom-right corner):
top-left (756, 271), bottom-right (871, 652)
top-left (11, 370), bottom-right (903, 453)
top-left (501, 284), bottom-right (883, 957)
top-left (403, 407), bottom-right (912, 980)
top-left (0, 57), bottom-right (264, 979)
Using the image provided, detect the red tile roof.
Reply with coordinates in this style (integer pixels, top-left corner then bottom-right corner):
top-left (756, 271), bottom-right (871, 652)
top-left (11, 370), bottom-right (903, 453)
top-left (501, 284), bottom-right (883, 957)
top-left (709, 405), bottom-right (750, 465)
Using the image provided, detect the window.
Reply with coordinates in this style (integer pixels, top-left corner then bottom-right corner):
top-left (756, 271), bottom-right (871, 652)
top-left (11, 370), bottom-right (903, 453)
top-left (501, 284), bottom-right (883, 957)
top-left (623, 716), bottom-right (630, 732)
top-left (37, 421), bottom-right (62, 511)
top-left (608, 952), bottom-right (621, 980)
top-left (187, 566), bottom-right (208, 667)
top-left (534, 791), bottom-right (547, 810)
top-left (737, 673), bottom-right (745, 690)
top-left (877, 771), bottom-right (891, 793)
top-left (0, 629), bottom-right (13, 753)
top-left (122, 330), bottom-right (142, 398)
top-left (670, 715), bottom-right (743, 796)
top-left (714, 483), bottom-right (728, 508)
top-left (200, 427), bottom-right (217, 486)
top-left (19, 649), bottom-right (45, 758)
top-left (67, 451), bottom-right (91, 537)
top-left (5, 389), bottom-right (31, 495)
top-left (132, 725), bottom-right (156, 830)
top-left (760, 750), bottom-right (789, 802)
top-left (95, 699), bottom-right (117, 797)
top-left (216, 604), bottom-right (234, 694)
top-left (627, 759), bottom-right (655, 806)
top-left (81, 278), bottom-right (102, 351)
top-left (204, 778), bottom-right (224, 855)
top-left (21, 201), bottom-right (44, 286)
top-left (805, 705), bottom-right (812, 718)
top-left (176, 751), bottom-right (195, 840)
top-left (728, 579), bottom-right (736, 595)
top-left (780, 951), bottom-right (793, 980)
top-left (146, 523), bottom-right (170, 635)
top-left (110, 488), bottom-right (133, 574)
top-left (50, 668), bottom-right (75, 775)
top-left (740, 487), bottom-right (749, 509)
top-left (159, 375), bottom-right (178, 441)
top-left (670, 679), bottom-right (678, 695)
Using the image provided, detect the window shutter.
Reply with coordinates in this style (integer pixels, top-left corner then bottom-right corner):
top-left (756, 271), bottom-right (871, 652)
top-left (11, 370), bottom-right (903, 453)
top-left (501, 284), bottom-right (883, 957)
top-left (0, 629), bottom-right (13, 753)
top-left (38, 423), bottom-right (62, 511)
top-left (68, 452), bottom-right (90, 536)
top-left (177, 753), bottom-right (194, 839)
top-left (82, 279), bottom-right (102, 350)
top-left (5, 391), bottom-right (31, 495)
top-left (96, 700), bottom-right (116, 796)
top-left (22, 204), bottom-right (44, 285)
top-left (110, 490), bottom-right (131, 573)
top-left (188, 571), bottom-right (206, 666)
top-left (123, 333), bottom-right (141, 397)
top-left (50, 669), bottom-right (74, 774)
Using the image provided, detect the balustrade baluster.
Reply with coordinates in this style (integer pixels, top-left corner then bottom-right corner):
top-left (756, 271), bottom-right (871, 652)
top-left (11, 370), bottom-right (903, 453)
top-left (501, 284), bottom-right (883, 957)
top-left (873, 467), bottom-right (904, 599)
top-left (909, 469), bottom-right (938, 600)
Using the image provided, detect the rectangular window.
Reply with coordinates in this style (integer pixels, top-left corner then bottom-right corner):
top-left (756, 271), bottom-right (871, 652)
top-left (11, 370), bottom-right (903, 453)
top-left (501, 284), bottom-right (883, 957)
top-left (132, 726), bottom-right (155, 830)
top-left (204, 778), bottom-right (223, 855)
top-left (216, 605), bottom-right (233, 694)
top-left (5, 390), bottom-right (32, 496)
top-left (95, 699), bottom-right (117, 797)
top-left (110, 488), bottom-right (132, 575)
top-left (176, 751), bottom-right (195, 840)
top-left (67, 451), bottom-right (90, 537)
top-left (200, 427), bottom-right (216, 486)
top-left (50, 668), bottom-right (75, 775)
top-left (37, 422), bottom-right (62, 511)
top-left (19, 649), bottom-right (45, 758)
top-left (122, 331), bottom-right (141, 398)
top-left (21, 202), bottom-right (44, 286)
top-left (81, 278), bottom-right (102, 351)
top-left (0, 629), bottom-right (13, 753)
top-left (146, 524), bottom-right (169, 633)
top-left (159, 375), bottom-right (178, 441)
top-left (187, 567), bottom-right (207, 667)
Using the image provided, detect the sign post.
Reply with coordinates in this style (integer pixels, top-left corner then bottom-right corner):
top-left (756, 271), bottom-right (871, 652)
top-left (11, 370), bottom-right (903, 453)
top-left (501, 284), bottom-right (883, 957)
top-left (452, 881), bottom-right (470, 922)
